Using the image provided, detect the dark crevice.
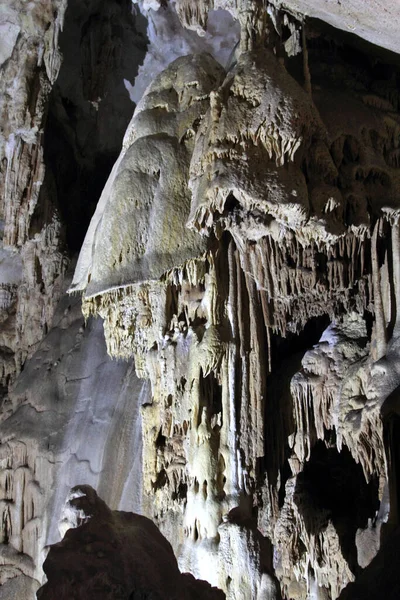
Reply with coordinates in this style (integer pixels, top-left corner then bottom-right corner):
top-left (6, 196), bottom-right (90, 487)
top-left (171, 481), bottom-right (187, 503)
top-left (263, 315), bottom-right (330, 488)
top-left (198, 369), bottom-right (223, 426)
top-left (383, 411), bottom-right (400, 531)
top-left (269, 314), bottom-right (331, 372)
top-left (295, 441), bottom-right (380, 575)
top-left (43, 0), bottom-right (148, 253)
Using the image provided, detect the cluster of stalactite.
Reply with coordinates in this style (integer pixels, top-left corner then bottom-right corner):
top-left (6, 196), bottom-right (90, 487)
top-left (75, 4), bottom-right (400, 595)
top-left (0, 438), bottom-right (51, 592)
top-left (81, 209), bottom-right (400, 598)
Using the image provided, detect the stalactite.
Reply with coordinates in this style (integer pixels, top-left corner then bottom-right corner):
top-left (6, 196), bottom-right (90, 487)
top-left (302, 24), bottom-right (312, 96)
top-left (371, 219), bottom-right (387, 360)
top-left (392, 219), bottom-right (400, 332)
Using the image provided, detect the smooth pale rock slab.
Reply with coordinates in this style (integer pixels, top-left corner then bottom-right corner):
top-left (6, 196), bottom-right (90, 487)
top-left (0, 20), bottom-right (20, 66)
top-left (275, 0), bottom-right (400, 55)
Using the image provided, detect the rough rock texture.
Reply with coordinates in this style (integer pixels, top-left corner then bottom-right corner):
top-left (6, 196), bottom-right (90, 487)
top-left (2, 0), bottom-right (400, 599)
top-left (0, 0), bottom-right (68, 392)
top-left (0, 0), bottom-right (151, 398)
top-left (70, 52), bottom-right (225, 297)
top-left (0, 2), bottom-right (150, 595)
top-left (147, 0), bottom-right (400, 55)
top-left (0, 272), bottom-right (147, 598)
top-left (37, 485), bottom-right (225, 600)
top-left (75, 6), bottom-right (400, 599)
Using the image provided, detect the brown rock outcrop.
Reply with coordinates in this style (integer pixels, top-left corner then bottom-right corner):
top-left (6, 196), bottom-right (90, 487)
top-left (37, 485), bottom-right (225, 600)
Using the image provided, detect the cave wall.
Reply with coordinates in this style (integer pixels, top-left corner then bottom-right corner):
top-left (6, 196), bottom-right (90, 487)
top-left (1, 1), bottom-right (400, 599)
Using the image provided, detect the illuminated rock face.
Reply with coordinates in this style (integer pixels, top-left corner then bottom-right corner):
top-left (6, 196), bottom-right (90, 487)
top-left (70, 52), bottom-right (225, 297)
top-left (3, 1), bottom-right (400, 599)
top-left (76, 11), bottom-right (400, 600)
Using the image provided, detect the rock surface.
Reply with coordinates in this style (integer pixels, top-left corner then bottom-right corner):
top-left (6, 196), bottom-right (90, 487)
top-left (75, 8), bottom-right (400, 596)
top-left (0, 271), bottom-right (147, 598)
top-left (338, 526), bottom-right (400, 600)
top-left (1, 1), bottom-right (400, 599)
top-left (37, 485), bottom-right (225, 600)
top-left (150, 0), bottom-right (400, 55)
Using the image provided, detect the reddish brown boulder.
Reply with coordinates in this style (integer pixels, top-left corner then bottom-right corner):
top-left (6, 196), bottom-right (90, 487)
top-left (37, 485), bottom-right (225, 600)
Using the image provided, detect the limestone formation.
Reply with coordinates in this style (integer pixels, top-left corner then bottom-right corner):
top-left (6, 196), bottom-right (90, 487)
top-left (0, 272), bottom-right (148, 597)
top-left (0, 0), bottom-right (68, 391)
top-left (70, 52), bottom-right (225, 297)
top-left (37, 485), bottom-right (225, 600)
top-left (2, 1), bottom-right (400, 599)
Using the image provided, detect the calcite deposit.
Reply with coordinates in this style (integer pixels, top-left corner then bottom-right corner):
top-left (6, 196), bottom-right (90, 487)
top-left (0, 0), bottom-right (68, 390)
top-left (2, 0), bottom-right (400, 599)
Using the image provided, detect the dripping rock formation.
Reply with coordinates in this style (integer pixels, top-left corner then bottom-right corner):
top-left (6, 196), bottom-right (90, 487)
top-left (2, 0), bottom-right (400, 599)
